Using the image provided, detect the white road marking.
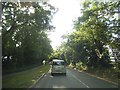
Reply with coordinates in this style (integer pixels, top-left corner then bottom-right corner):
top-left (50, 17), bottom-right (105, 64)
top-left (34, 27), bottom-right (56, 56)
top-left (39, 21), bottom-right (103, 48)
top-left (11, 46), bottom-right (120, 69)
top-left (83, 71), bottom-right (118, 86)
top-left (71, 73), bottom-right (90, 88)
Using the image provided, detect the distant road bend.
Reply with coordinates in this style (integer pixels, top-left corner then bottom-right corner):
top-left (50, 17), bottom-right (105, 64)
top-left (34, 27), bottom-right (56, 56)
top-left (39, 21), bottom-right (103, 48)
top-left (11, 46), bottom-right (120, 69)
top-left (33, 68), bottom-right (118, 88)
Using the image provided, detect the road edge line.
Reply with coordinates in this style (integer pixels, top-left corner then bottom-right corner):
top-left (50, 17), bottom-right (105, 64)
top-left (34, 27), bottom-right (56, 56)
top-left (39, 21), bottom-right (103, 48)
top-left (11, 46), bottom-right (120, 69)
top-left (81, 70), bottom-right (118, 86)
top-left (29, 73), bottom-right (46, 88)
top-left (69, 67), bottom-right (118, 86)
top-left (71, 73), bottom-right (90, 88)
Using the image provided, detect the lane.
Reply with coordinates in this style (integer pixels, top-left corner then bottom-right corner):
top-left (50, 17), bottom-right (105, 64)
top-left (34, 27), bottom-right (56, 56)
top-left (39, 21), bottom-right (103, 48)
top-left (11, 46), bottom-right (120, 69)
top-left (68, 68), bottom-right (118, 88)
top-left (33, 70), bottom-right (87, 88)
top-left (33, 68), bottom-right (118, 88)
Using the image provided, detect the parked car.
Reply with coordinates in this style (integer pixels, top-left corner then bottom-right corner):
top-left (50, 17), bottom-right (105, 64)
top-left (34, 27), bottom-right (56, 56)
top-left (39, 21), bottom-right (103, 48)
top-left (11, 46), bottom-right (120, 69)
top-left (51, 59), bottom-right (66, 76)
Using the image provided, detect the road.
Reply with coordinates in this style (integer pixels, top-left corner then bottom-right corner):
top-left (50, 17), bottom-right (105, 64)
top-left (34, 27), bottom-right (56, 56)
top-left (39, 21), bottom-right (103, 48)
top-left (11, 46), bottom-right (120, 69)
top-left (33, 68), bottom-right (118, 88)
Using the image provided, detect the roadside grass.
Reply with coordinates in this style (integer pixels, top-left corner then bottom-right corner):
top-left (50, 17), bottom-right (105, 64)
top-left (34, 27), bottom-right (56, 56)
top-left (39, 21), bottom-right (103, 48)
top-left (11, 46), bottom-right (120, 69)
top-left (68, 62), bottom-right (119, 84)
top-left (3, 65), bottom-right (50, 88)
top-left (85, 66), bottom-right (119, 84)
top-left (3, 64), bottom-right (43, 75)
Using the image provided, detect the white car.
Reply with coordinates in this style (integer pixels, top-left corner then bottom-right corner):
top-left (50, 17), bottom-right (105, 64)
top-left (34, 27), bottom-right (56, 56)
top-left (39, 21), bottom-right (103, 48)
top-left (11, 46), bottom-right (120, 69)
top-left (51, 59), bottom-right (66, 76)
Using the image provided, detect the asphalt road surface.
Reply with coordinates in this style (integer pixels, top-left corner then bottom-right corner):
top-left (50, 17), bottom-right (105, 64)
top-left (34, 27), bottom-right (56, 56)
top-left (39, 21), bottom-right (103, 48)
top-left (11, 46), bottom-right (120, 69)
top-left (33, 68), bottom-right (118, 88)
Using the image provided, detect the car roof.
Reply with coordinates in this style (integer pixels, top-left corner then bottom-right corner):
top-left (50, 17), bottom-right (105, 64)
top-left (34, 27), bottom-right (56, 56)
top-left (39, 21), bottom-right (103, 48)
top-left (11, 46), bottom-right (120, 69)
top-left (52, 59), bottom-right (64, 62)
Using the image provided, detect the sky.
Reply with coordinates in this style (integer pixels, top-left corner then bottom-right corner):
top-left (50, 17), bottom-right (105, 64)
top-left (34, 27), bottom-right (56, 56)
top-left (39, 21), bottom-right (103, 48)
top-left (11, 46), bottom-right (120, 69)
top-left (48, 0), bottom-right (82, 50)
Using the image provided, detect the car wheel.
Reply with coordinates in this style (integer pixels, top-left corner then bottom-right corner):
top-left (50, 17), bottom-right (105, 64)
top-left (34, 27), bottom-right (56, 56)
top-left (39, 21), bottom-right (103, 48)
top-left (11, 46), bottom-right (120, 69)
top-left (51, 73), bottom-right (54, 76)
top-left (63, 73), bottom-right (66, 76)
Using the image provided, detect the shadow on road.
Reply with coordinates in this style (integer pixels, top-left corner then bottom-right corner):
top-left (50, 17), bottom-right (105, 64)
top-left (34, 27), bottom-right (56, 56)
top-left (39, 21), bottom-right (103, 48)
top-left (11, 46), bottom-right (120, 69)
top-left (51, 73), bottom-right (67, 76)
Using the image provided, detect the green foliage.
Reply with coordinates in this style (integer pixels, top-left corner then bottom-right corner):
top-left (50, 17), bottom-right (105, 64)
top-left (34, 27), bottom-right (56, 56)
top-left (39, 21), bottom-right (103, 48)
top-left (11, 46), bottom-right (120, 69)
top-left (2, 2), bottom-right (56, 72)
top-left (55, 1), bottom-right (119, 68)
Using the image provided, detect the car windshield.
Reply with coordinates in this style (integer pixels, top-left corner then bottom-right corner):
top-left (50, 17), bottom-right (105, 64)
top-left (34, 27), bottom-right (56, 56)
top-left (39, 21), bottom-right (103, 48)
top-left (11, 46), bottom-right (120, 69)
top-left (53, 61), bottom-right (65, 65)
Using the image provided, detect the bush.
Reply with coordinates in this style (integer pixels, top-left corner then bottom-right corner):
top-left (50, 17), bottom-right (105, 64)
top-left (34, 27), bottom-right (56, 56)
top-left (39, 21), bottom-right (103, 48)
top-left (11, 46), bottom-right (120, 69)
top-left (76, 62), bottom-right (87, 71)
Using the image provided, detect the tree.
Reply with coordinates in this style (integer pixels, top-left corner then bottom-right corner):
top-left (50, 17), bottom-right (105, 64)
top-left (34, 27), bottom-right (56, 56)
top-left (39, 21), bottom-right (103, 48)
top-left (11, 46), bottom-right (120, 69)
top-left (2, 2), bottom-right (56, 71)
top-left (58, 1), bottom-right (119, 68)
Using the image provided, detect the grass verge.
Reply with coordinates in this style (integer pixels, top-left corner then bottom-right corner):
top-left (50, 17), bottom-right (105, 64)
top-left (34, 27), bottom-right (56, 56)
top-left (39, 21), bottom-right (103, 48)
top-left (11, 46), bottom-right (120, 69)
top-left (69, 63), bottom-right (119, 85)
top-left (84, 67), bottom-right (119, 85)
top-left (2, 65), bottom-right (50, 88)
